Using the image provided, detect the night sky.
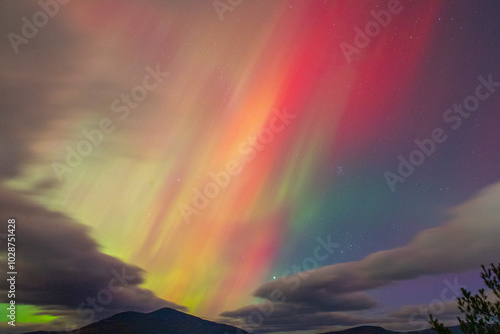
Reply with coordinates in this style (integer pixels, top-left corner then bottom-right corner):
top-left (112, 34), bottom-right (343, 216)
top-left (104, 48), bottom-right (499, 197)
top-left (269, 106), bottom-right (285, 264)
top-left (1, 1), bottom-right (500, 333)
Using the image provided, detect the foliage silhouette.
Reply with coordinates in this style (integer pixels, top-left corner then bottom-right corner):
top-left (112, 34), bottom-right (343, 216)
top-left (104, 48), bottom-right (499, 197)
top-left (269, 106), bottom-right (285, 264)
top-left (429, 263), bottom-right (500, 334)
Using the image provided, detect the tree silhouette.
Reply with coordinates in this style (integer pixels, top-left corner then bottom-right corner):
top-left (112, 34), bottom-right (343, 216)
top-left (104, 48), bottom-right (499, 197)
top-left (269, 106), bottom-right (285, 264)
top-left (429, 263), bottom-right (500, 334)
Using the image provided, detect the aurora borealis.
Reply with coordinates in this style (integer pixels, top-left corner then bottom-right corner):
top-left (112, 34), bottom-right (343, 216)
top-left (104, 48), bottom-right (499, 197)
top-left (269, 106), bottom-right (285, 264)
top-left (1, 0), bottom-right (500, 333)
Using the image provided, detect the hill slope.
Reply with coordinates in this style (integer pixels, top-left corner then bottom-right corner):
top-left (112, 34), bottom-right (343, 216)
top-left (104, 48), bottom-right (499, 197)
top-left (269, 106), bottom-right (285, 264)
top-left (319, 324), bottom-right (463, 334)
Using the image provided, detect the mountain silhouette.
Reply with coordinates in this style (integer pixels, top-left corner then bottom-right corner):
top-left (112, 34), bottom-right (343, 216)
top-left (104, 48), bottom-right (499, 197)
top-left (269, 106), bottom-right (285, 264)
top-left (24, 307), bottom-right (247, 334)
top-left (319, 324), bottom-right (463, 334)
top-left (319, 326), bottom-right (399, 334)
top-left (21, 309), bottom-right (465, 334)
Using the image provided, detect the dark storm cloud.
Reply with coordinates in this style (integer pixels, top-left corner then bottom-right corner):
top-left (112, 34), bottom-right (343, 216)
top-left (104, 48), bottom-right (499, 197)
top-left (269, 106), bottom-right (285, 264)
top-left (0, 189), bottom-right (186, 318)
top-left (0, 1), bottom-right (68, 180)
top-left (222, 291), bottom-right (376, 317)
top-left (273, 290), bottom-right (377, 312)
top-left (0, 1), bottom-right (125, 182)
top-left (222, 182), bottom-right (500, 332)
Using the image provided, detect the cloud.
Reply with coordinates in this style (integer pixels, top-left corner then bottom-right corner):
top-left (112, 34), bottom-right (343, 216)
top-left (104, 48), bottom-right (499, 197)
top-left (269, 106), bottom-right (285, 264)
top-left (222, 306), bottom-right (382, 333)
top-left (0, 1), bottom-right (73, 180)
top-left (0, 188), bottom-right (186, 331)
top-left (222, 291), bottom-right (376, 318)
top-left (221, 181), bottom-right (500, 332)
top-left (0, 1), bottom-right (132, 183)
